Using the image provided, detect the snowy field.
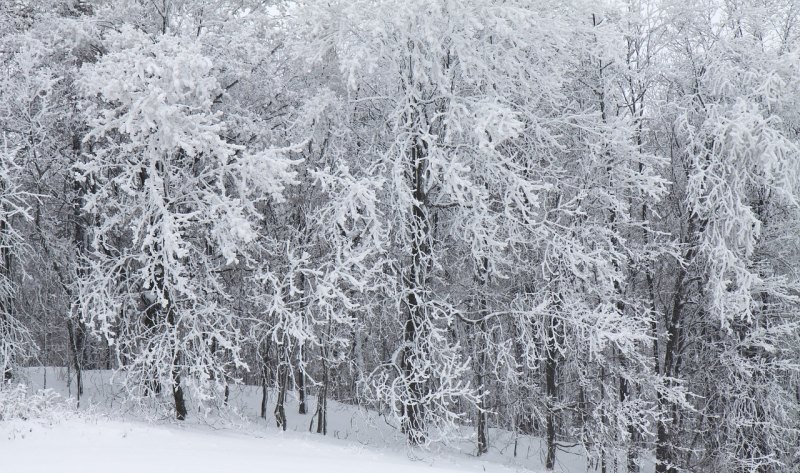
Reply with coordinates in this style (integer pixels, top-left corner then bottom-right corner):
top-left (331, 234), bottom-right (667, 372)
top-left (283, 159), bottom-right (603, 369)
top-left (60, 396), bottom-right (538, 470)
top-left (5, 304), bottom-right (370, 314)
top-left (2, 418), bottom-right (511, 473)
top-left (0, 368), bottom-right (613, 473)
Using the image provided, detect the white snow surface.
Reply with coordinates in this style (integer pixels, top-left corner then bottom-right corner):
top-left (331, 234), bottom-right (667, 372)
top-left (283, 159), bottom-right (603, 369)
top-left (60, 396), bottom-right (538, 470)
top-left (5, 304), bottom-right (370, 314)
top-left (0, 368), bottom-right (615, 473)
top-left (3, 418), bottom-right (499, 473)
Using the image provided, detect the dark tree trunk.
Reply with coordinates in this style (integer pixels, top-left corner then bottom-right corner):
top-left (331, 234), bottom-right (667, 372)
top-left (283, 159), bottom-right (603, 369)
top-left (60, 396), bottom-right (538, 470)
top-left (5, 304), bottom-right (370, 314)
top-left (261, 374), bottom-right (268, 420)
top-left (544, 301), bottom-right (563, 471)
top-left (172, 370), bottom-right (187, 421)
top-left (401, 303), bottom-right (425, 445)
top-left (400, 131), bottom-right (430, 446)
top-left (142, 299), bottom-right (162, 397)
top-left (297, 347), bottom-right (306, 414)
top-left (106, 337), bottom-right (113, 370)
top-left (69, 136), bottom-right (89, 403)
top-left (0, 208), bottom-right (14, 381)
top-left (274, 349), bottom-right (288, 430)
top-left (545, 333), bottom-right (557, 470)
top-left (620, 367), bottom-right (638, 472)
top-left (66, 318), bottom-right (85, 401)
top-left (316, 356), bottom-right (328, 435)
top-left (297, 370), bottom-right (306, 414)
top-left (260, 342), bottom-right (270, 419)
top-left (656, 215), bottom-right (697, 473)
top-left (313, 316), bottom-right (334, 435)
top-left (475, 258), bottom-right (489, 456)
top-left (166, 303), bottom-right (186, 421)
top-left (476, 381), bottom-right (488, 456)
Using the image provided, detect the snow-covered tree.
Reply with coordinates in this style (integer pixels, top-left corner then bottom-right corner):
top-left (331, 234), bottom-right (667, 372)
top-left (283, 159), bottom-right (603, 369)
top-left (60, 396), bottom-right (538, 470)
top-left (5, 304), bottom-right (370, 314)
top-left (77, 26), bottom-right (295, 418)
top-left (289, 1), bottom-right (678, 454)
top-left (2, 1), bottom-right (800, 470)
top-left (0, 149), bottom-right (34, 381)
top-left (671, 11), bottom-right (800, 470)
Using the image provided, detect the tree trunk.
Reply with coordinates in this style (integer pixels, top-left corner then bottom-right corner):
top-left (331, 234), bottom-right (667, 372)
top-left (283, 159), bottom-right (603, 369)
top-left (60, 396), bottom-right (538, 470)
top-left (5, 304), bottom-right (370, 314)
top-left (260, 342), bottom-right (270, 419)
top-left (274, 348), bottom-right (288, 431)
top-left (401, 305), bottom-right (425, 445)
top-left (297, 346), bottom-right (306, 414)
top-left (142, 300), bottom-right (162, 397)
top-left (620, 365), bottom-right (638, 472)
top-left (656, 215), bottom-right (697, 473)
top-left (476, 373), bottom-right (488, 456)
top-left (316, 355), bottom-right (328, 435)
top-left (166, 302), bottom-right (186, 421)
top-left (0, 211), bottom-right (13, 381)
top-left (106, 337), bottom-right (113, 370)
top-left (545, 328), bottom-right (557, 470)
top-left (475, 258), bottom-right (489, 456)
top-left (172, 369), bottom-right (187, 421)
top-left (261, 374), bottom-right (268, 419)
top-left (544, 297), bottom-right (562, 471)
top-left (66, 318), bottom-right (85, 403)
top-left (400, 128), bottom-right (431, 446)
top-left (352, 327), bottom-right (365, 406)
top-left (69, 135), bottom-right (89, 403)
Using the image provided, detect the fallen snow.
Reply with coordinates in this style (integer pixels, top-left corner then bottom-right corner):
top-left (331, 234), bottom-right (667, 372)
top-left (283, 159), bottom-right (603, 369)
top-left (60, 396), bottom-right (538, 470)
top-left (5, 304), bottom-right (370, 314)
top-left (0, 368), bottom-right (628, 472)
top-left (1, 418), bottom-right (521, 473)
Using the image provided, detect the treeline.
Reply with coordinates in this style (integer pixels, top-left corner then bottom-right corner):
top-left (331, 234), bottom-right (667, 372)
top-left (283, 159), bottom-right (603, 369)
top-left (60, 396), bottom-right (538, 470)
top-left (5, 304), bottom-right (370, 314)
top-left (1, 0), bottom-right (800, 471)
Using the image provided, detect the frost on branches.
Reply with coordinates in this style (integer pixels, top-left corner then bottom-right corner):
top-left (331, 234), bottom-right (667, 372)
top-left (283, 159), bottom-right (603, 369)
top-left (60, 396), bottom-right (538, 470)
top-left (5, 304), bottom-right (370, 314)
top-left (76, 26), bottom-right (295, 418)
top-left (0, 150), bottom-right (34, 382)
top-left (293, 0), bottom-right (679, 451)
top-left (3, 1), bottom-right (800, 471)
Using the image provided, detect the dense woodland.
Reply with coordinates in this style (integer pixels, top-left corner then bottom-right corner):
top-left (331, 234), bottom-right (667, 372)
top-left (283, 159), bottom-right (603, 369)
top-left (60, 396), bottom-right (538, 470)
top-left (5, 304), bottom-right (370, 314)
top-left (2, 0), bottom-right (800, 471)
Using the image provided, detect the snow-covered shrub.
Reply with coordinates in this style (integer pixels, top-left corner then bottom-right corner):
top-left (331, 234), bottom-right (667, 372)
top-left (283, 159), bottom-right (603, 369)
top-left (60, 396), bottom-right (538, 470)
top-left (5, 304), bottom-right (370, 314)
top-left (0, 383), bottom-right (72, 424)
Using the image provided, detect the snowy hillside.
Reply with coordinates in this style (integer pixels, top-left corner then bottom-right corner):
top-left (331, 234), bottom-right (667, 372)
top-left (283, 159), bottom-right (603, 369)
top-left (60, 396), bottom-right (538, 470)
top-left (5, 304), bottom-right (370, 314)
top-left (3, 418), bottom-right (513, 473)
top-left (0, 368), bottom-right (606, 473)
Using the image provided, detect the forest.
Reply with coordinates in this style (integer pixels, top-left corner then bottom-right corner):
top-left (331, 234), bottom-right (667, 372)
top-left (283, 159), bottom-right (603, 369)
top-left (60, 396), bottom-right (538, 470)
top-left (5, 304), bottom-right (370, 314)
top-left (1, 0), bottom-right (800, 472)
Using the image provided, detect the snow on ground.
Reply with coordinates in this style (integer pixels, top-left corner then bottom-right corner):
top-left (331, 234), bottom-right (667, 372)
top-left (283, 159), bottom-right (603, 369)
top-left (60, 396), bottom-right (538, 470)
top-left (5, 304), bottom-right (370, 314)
top-left (2, 418), bottom-right (520, 473)
top-left (0, 368), bottom-right (636, 473)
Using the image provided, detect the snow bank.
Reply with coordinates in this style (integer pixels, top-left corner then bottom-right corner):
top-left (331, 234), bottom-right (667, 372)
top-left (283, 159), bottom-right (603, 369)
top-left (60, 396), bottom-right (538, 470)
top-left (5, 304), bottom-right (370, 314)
top-left (2, 368), bottom-right (613, 472)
